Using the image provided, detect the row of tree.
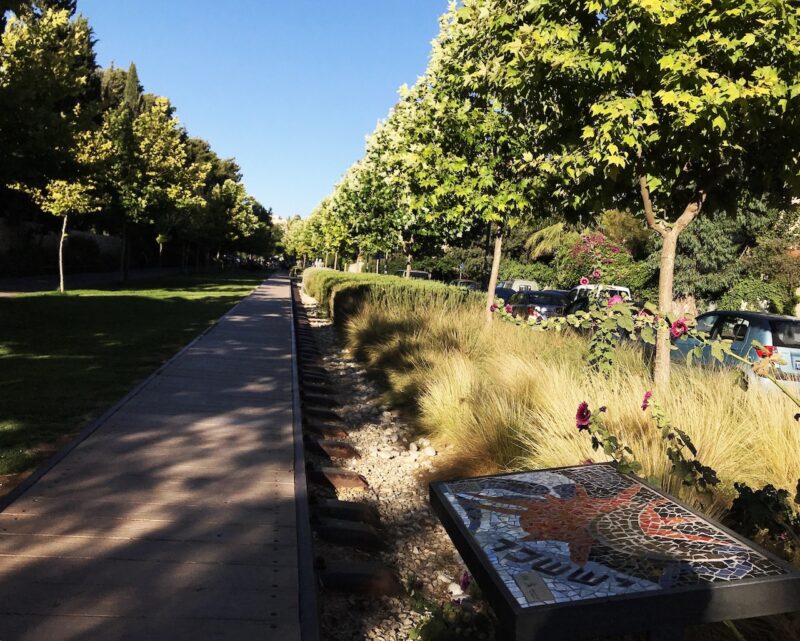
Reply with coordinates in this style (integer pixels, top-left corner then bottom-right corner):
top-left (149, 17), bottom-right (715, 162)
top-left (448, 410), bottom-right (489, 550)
top-left (291, 0), bottom-right (800, 386)
top-left (0, 1), bottom-right (276, 289)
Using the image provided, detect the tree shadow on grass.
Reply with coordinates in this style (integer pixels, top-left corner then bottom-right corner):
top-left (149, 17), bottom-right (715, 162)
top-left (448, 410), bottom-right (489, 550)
top-left (0, 292), bottom-right (248, 475)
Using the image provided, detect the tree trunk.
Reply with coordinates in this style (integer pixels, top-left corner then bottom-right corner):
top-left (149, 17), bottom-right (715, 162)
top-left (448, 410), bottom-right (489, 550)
top-left (58, 215), bottom-right (68, 293)
top-left (119, 222), bottom-right (128, 283)
top-left (653, 232), bottom-right (678, 387)
top-left (376, 258), bottom-right (379, 274)
top-left (638, 171), bottom-right (705, 387)
top-left (334, 252), bottom-right (338, 271)
top-left (485, 229), bottom-right (503, 323)
top-left (405, 253), bottom-right (413, 278)
top-left (158, 242), bottom-right (163, 269)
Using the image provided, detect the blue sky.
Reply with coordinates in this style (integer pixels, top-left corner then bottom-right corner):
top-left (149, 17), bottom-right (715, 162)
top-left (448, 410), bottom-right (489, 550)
top-left (78, 0), bottom-right (448, 218)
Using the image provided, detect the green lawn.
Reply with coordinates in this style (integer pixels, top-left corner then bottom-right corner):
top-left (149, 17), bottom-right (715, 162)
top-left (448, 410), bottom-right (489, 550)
top-left (0, 271), bottom-right (266, 476)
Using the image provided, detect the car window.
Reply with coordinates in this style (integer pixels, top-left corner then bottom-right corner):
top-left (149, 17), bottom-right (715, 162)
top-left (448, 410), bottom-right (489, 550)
top-left (508, 293), bottom-right (524, 305)
top-left (695, 314), bottom-right (719, 334)
top-left (714, 316), bottom-right (750, 342)
top-left (771, 320), bottom-right (800, 348)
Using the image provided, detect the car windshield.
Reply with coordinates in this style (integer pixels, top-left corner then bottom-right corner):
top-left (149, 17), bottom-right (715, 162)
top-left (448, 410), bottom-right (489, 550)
top-left (695, 314), bottom-right (719, 334)
top-left (530, 293), bottom-right (563, 305)
top-left (771, 320), bottom-right (800, 348)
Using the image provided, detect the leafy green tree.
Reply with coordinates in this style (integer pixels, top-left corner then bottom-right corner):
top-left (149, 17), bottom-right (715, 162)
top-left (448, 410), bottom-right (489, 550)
top-left (0, 2), bottom-right (97, 187)
top-left (467, 0), bottom-right (800, 385)
top-left (15, 129), bottom-right (109, 290)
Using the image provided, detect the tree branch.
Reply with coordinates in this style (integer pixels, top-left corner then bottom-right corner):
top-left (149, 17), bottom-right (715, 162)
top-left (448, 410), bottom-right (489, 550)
top-left (636, 150), bottom-right (666, 237)
top-left (673, 190), bottom-right (706, 236)
top-left (638, 173), bottom-right (666, 237)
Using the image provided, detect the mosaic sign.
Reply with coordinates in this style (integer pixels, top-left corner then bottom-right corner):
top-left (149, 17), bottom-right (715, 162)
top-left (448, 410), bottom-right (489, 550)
top-left (431, 464), bottom-right (800, 640)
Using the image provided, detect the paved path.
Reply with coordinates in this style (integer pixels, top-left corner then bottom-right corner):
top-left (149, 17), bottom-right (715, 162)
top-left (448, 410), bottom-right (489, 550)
top-left (0, 276), bottom-right (306, 640)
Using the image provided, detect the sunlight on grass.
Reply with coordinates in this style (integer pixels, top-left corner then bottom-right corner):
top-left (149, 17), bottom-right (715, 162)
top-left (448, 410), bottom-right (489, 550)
top-left (344, 299), bottom-right (800, 514)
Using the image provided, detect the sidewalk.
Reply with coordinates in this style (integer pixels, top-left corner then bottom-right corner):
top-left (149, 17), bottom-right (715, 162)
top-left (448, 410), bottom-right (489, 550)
top-left (0, 276), bottom-right (307, 640)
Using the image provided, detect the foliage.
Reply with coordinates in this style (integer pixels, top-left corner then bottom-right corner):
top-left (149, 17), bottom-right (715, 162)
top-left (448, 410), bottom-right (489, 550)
top-left (727, 483), bottom-right (800, 566)
top-left (576, 402), bottom-right (641, 475)
top-left (648, 399), bottom-right (720, 493)
top-left (453, 0), bottom-right (800, 384)
top-left (302, 268), bottom-right (481, 323)
top-left (553, 232), bottom-right (649, 291)
top-left (598, 210), bottom-right (652, 260)
top-left (406, 574), bottom-right (495, 641)
top-left (498, 259), bottom-right (555, 287)
top-left (718, 278), bottom-right (794, 314)
top-left (0, 2), bottom-right (98, 186)
top-left (1, 13), bottom-right (275, 280)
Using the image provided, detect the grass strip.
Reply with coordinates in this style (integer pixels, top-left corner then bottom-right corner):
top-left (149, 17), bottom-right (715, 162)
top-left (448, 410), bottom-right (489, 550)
top-left (0, 271), bottom-right (265, 475)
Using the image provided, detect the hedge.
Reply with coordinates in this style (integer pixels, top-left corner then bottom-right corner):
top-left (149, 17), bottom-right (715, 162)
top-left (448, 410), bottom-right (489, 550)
top-left (302, 268), bottom-right (483, 324)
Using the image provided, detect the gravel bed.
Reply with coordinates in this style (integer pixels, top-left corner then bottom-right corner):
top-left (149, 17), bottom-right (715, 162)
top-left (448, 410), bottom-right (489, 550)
top-left (298, 291), bottom-right (486, 641)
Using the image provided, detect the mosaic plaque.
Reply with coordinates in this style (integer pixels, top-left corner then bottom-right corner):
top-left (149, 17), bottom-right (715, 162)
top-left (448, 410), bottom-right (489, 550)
top-left (430, 464), bottom-right (800, 641)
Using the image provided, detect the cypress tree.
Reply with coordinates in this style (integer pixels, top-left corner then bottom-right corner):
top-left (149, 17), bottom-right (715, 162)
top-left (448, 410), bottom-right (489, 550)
top-left (123, 62), bottom-right (141, 115)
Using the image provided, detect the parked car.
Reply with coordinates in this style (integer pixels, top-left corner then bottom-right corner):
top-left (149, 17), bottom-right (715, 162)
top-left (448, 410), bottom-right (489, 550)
top-left (506, 290), bottom-right (567, 320)
top-left (494, 286), bottom-right (516, 304)
top-left (671, 311), bottom-right (800, 394)
top-left (499, 278), bottom-right (540, 292)
top-left (395, 269), bottom-right (432, 280)
top-left (449, 279), bottom-right (480, 290)
top-left (568, 284), bottom-right (632, 303)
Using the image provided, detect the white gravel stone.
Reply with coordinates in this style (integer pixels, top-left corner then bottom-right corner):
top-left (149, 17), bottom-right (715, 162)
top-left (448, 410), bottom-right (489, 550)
top-left (299, 289), bottom-right (474, 641)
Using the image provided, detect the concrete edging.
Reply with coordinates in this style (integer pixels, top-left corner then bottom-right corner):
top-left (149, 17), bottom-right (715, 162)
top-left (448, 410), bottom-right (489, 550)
top-left (290, 281), bottom-right (322, 641)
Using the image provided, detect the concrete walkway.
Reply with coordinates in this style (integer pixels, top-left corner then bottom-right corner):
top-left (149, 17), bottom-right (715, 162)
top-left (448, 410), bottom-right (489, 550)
top-left (0, 277), bottom-right (307, 640)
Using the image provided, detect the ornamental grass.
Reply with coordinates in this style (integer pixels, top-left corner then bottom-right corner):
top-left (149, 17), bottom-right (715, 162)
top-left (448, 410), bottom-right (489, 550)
top-left (338, 284), bottom-right (800, 517)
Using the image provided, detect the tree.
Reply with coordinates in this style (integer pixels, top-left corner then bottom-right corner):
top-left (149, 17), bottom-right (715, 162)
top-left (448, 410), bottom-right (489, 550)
top-left (0, 2), bottom-right (97, 187)
top-left (15, 129), bottom-right (109, 291)
top-left (468, 0), bottom-right (800, 385)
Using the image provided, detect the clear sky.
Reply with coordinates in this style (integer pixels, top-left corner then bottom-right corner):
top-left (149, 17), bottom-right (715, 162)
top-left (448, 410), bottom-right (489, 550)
top-left (77, 0), bottom-right (448, 219)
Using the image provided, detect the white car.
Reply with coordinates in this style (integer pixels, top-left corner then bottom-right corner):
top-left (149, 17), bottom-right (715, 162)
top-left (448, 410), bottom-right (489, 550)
top-left (569, 284), bottom-right (631, 302)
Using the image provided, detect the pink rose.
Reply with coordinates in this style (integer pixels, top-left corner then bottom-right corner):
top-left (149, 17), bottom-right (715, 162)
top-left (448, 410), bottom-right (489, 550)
top-left (575, 401), bottom-right (591, 431)
top-left (490, 303), bottom-right (497, 312)
top-left (641, 390), bottom-right (653, 411)
top-left (607, 294), bottom-right (624, 308)
top-left (504, 304), bottom-right (512, 314)
top-left (591, 269), bottom-right (602, 279)
top-left (670, 318), bottom-right (689, 339)
top-left (579, 276), bottom-right (590, 286)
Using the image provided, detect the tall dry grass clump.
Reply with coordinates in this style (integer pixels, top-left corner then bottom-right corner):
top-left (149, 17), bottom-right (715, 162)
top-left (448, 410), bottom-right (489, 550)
top-left (343, 297), bottom-right (800, 514)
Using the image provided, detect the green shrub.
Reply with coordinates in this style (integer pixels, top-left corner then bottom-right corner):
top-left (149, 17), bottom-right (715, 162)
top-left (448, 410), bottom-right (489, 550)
top-left (302, 268), bottom-right (483, 324)
top-left (718, 277), bottom-right (795, 314)
top-left (498, 259), bottom-right (555, 286)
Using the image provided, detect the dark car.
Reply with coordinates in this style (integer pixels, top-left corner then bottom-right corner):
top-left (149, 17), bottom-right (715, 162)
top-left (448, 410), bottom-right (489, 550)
top-left (449, 279), bottom-right (480, 290)
top-left (506, 290), bottom-right (567, 321)
top-left (494, 286), bottom-right (515, 304)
